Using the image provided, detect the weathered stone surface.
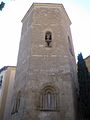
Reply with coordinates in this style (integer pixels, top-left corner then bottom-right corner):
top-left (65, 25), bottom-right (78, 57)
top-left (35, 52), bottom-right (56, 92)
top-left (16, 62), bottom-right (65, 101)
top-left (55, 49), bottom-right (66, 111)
top-left (8, 3), bottom-right (77, 120)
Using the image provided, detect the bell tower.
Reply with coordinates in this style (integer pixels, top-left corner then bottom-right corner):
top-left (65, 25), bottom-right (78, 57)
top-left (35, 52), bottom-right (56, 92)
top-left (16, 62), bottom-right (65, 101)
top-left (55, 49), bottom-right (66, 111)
top-left (9, 3), bottom-right (77, 120)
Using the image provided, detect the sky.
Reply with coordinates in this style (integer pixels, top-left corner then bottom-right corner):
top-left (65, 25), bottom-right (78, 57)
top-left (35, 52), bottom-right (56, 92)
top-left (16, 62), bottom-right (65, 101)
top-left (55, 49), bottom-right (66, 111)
top-left (0, 0), bottom-right (90, 68)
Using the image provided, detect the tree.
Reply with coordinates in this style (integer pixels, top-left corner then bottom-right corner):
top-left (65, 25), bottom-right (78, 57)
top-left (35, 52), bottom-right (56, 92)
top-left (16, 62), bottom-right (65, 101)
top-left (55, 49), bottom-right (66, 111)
top-left (0, 1), bottom-right (5, 11)
top-left (77, 53), bottom-right (90, 119)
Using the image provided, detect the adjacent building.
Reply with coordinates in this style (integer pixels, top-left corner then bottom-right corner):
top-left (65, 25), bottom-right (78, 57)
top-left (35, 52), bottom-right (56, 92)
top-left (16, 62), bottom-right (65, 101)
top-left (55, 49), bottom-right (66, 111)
top-left (85, 55), bottom-right (90, 72)
top-left (0, 66), bottom-right (16, 120)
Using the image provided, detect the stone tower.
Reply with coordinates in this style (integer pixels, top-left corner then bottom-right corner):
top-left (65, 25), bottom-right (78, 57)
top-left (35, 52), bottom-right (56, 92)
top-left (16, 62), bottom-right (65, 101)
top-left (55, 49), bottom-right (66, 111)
top-left (9, 3), bottom-right (77, 120)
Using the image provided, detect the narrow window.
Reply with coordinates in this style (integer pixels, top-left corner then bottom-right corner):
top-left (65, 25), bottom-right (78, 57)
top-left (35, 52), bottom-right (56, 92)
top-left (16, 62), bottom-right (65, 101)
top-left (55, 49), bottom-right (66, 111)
top-left (0, 76), bottom-right (3, 87)
top-left (45, 31), bottom-right (52, 47)
top-left (68, 36), bottom-right (74, 56)
top-left (40, 86), bottom-right (57, 111)
top-left (11, 91), bottom-right (21, 114)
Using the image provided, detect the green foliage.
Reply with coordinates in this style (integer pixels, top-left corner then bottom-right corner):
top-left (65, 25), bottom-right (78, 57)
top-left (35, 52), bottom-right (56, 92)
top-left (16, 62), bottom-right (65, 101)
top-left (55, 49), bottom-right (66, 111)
top-left (77, 53), bottom-right (90, 119)
top-left (0, 1), bottom-right (5, 11)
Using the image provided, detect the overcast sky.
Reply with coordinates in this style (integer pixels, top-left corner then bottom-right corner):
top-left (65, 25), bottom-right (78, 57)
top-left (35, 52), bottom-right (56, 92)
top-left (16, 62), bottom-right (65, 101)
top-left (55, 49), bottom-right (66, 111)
top-left (0, 0), bottom-right (90, 68)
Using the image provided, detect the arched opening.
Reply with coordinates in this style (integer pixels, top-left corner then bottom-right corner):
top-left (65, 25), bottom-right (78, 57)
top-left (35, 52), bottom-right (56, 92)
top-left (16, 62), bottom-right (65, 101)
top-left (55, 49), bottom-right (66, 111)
top-left (40, 86), bottom-right (57, 111)
top-left (45, 31), bottom-right (52, 47)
